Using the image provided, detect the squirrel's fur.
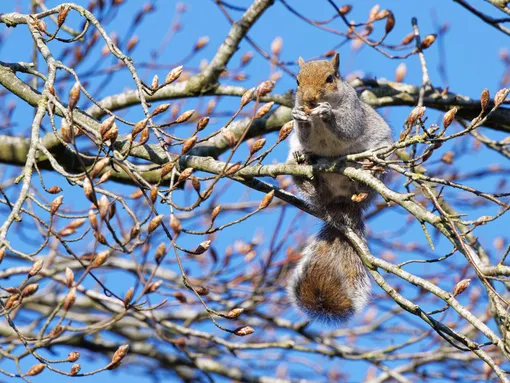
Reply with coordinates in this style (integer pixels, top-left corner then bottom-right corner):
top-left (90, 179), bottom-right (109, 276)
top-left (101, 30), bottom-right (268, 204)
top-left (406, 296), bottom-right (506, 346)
top-left (287, 53), bottom-right (392, 323)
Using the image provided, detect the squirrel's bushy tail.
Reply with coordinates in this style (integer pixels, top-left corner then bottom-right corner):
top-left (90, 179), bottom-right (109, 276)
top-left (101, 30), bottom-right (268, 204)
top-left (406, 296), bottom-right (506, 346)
top-left (289, 220), bottom-right (371, 324)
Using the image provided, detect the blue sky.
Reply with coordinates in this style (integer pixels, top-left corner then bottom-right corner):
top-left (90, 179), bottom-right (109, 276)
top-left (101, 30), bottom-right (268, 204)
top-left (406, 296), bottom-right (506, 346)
top-left (1, 0), bottom-right (509, 382)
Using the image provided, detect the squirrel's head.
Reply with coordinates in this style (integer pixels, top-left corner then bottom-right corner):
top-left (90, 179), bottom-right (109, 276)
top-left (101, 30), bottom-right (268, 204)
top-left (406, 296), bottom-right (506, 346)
top-left (296, 53), bottom-right (340, 109)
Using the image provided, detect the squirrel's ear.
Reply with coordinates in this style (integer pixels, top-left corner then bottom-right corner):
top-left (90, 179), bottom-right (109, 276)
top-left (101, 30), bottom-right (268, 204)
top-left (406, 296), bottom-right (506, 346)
top-left (298, 57), bottom-right (305, 67)
top-left (331, 52), bottom-right (340, 76)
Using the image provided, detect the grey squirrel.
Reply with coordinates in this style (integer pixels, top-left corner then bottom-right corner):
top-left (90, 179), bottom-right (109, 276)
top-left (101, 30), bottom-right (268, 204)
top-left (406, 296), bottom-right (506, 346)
top-left (287, 53), bottom-right (393, 323)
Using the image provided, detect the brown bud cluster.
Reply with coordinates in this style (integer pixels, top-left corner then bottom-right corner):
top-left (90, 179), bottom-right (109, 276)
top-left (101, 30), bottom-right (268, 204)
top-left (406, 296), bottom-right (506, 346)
top-left (241, 51), bottom-right (254, 66)
top-left (406, 106), bottom-right (426, 126)
top-left (194, 240), bottom-right (211, 254)
top-left (338, 5), bottom-right (352, 15)
top-left (48, 324), bottom-right (64, 339)
top-left (494, 88), bottom-right (509, 107)
top-left (61, 120), bottom-right (73, 143)
top-left (400, 32), bottom-right (415, 45)
top-left (374, 9), bottom-right (389, 20)
top-left (83, 178), bottom-right (95, 203)
top-left (98, 195), bottom-right (110, 220)
top-left (130, 225), bottom-right (140, 239)
top-left (441, 151), bottom-right (454, 164)
top-left (211, 205), bottom-right (221, 222)
top-left (150, 186), bottom-right (158, 204)
top-left (249, 138), bottom-right (266, 156)
top-left (59, 220), bottom-right (81, 237)
top-left (67, 351), bottom-right (80, 362)
top-left (256, 81), bottom-right (275, 97)
top-left (81, 214), bottom-right (99, 231)
top-left (278, 121), bottom-right (293, 142)
top-left (70, 364), bottom-right (81, 376)
top-left (99, 116), bottom-right (115, 137)
top-left (133, 125), bottom-right (150, 141)
top-left (64, 287), bottom-right (76, 311)
top-left (160, 162), bottom-right (174, 178)
top-left (58, 5), bottom-right (71, 27)
top-left (226, 307), bottom-right (244, 319)
top-left (152, 103), bottom-right (171, 117)
top-left (98, 117), bottom-right (117, 143)
top-left (384, 11), bottom-right (395, 34)
top-left (194, 36), bottom-right (209, 51)
top-left (131, 119), bottom-right (148, 138)
top-left (126, 36), bottom-right (139, 52)
top-left (28, 260), bottom-right (44, 277)
top-left (443, 107), bottom-right (457, 128)
top-left (195, 285), bottom-right (209, 296)
top-left (191, 177), bottom-right (201, 193)
top-left (175, 109), bottom-right (195, 123)
top-left (419, 34), bottom-right (436, 50)
top-left (226, 162), bottom-right (241, 175)
top-left (91, 250), bottom-right (109, 268)
top-left (173, 292), bottom-right (187, 303)
top-left (151, 75), bottom-right (159, 89)
top-left (97, 171), bottom-right (111, 185)
top-left (68, 82), bottom-right (81, 110)
top-left (234, 326), bottom-right (254, 336)
top-left (368, 5), bottom-right (380, 21)
top-left (270, 37), bottom-right (283, 57)
top-left (50, 195), bottom-right (64, 215)
top-left (124, 287), bottom-right (134, 305)
top-left (26, 364), bottom-right (46, 376)
top-left (148, 214), bottom-right (164, 234)
top-left (259, 190), bottom-right (274, 209)
top-left (89, 158), bottom-right (110, 179)
top-left (104, 126), bottom-right (119, 144)
top-left (196, 116), bottom-right (209, 131)
top-left (47, 185), bottom-right (62, 194)
top-left (255, 102), bottom-right (274, 119)
top-left (241, 88), bottom-right (255, 107)
top-left (5, 293), bottom-right (19, 310)
top-left (22, 283), bottom-right (39, 297)
top-left (170, 214), bottom-right (182, 234)
top-left (206, 99), bottom-right (216, 114)
top-left (111, 344), bottom-right (129, 365)
top-left (155, 243), bottom-right (166, 264)
top-left (147, 280), bottom-right (162, 293)
top-left (453, 279), bottom-right (471, 296)
top-left (177, 168), bottom-right (193, 183)
top-left (65, 267), bottom-right (74, 288)
top-left (395, 63), bottom-right (406, 83)
top-left (165, 65), bottom-right (183, 84)
top-left (480, 88), bottom-right (490, 111)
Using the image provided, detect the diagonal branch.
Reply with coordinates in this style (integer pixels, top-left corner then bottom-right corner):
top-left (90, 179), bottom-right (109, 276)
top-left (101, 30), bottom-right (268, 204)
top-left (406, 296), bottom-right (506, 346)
top-left (452, 0), bottom-right (510, 36)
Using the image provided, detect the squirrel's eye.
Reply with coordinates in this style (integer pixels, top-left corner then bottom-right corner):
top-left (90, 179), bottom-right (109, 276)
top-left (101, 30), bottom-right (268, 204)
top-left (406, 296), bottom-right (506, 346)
top-left (326, 75), bottom-right (335, 83)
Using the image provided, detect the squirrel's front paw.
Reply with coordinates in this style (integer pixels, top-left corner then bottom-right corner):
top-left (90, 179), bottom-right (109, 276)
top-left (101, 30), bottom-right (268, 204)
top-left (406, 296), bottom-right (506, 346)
top-left (292, 107), bottom-right (311, 123)
top-left (311, 102), bottom-right (333, 121)
top-left (292, 150), bottom-right (312, 165)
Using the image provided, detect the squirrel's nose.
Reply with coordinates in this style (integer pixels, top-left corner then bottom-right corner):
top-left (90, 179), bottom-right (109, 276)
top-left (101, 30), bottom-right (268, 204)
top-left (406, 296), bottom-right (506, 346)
top-left (302, 90), bottom-right (317, 106)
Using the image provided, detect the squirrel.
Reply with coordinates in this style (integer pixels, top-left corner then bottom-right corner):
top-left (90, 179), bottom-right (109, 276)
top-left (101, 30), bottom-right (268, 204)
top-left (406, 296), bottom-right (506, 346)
top-left (287, 53), bottom-right (393, 323)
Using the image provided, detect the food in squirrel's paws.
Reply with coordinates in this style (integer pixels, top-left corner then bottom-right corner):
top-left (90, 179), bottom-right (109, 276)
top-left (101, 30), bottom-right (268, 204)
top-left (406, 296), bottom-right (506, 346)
top-left (303, 105), bottom-right (313, 115)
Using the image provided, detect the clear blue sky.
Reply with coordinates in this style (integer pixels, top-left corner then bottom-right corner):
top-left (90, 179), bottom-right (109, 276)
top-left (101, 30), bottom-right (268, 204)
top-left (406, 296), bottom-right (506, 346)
top-left (1, 0), bottom-right (509, 382)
